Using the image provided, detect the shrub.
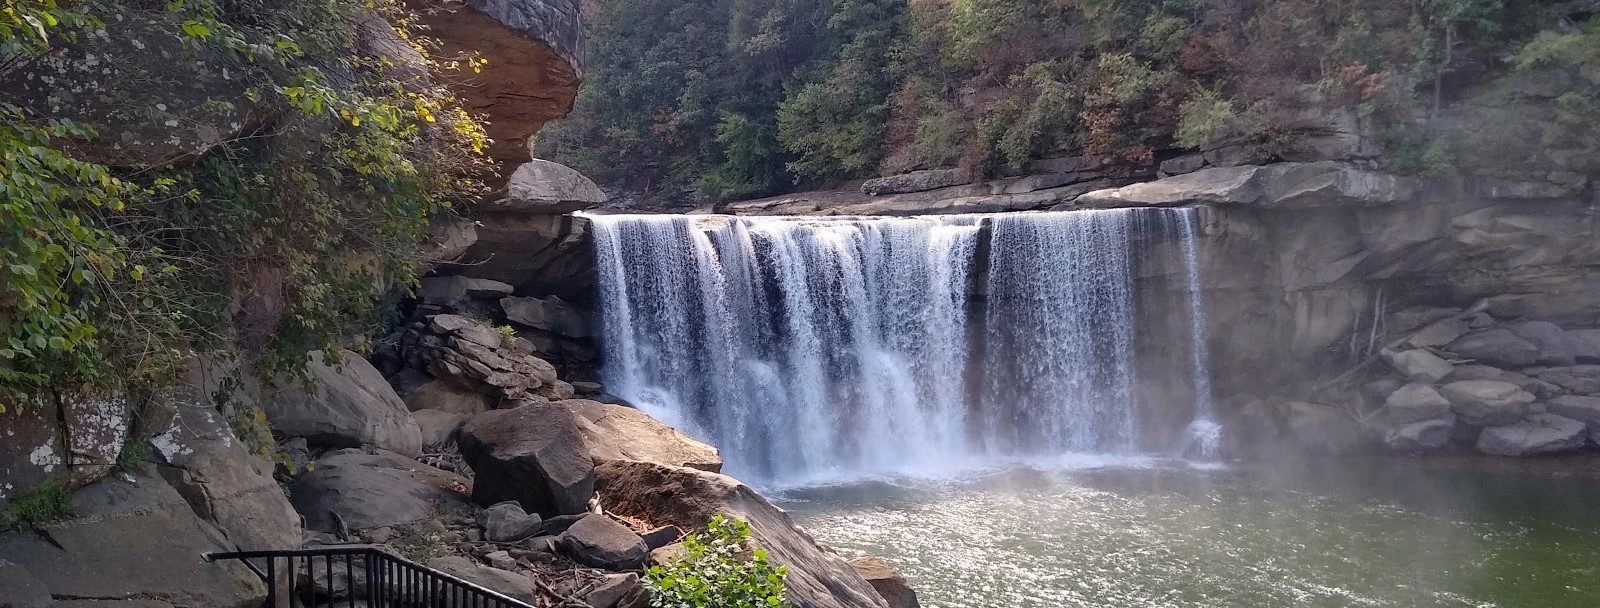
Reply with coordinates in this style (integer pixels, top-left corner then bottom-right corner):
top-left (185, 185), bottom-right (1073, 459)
top-left (647, 515), bottom-right (790, 608)
top-left (1, 480), bottom-right (73, 531)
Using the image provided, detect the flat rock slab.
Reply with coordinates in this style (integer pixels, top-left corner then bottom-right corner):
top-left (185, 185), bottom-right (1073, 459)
top-left (0, 472), bottom-right (264, 607)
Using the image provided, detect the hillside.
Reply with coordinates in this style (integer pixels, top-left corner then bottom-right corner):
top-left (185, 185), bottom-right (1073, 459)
top-left (538, 0), bottom-right (1600, 206)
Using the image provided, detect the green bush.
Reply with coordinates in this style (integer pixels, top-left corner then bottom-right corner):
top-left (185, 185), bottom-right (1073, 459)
top-left (647, 515), bottom-right (790, 608)
top-left (1, 480), bottom-right (72, 531)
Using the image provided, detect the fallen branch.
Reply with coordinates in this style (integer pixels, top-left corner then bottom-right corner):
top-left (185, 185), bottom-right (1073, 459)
top-left (1313, 298), bottom-right (1489, 397)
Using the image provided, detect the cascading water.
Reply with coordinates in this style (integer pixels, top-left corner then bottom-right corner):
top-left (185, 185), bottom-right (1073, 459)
top-left (588, 208), bottom-right (1215, 482)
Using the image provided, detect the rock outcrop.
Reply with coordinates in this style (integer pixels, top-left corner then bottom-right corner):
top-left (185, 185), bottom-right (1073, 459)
top-left (421, 0), bottom-right (584, 175)
top-left (595, 460), bottom-right (890, 608)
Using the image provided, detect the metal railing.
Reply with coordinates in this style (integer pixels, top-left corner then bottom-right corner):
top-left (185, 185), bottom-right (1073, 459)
top-left (206, 546), bottom-right (537, 608)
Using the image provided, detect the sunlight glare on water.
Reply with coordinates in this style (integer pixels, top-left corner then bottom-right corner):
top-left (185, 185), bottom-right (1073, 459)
top-left (781, 461), bottom-right (1600, 608)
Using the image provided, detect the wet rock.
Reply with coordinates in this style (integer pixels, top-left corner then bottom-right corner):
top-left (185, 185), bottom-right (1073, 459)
top-left (289, 449), bottom-right (471, 534)
top-left (0, 471), bottom-right (265, 607)
top-left (1507, 321), bottom-right (1577, 366)
top-left (1442, 381), bottom-right (1537, 426)
top-left (413, 409), bottom-right (469, 448)
top-left (1380, 383), bottom-right (1453, 425)
top-left (536, 379), bottom-right (578, 401)
top-left (1446, 329), bottom-right (1543, 368)
top-left (596, 460), bottom-right (892, 608)
top-left (1382, 349), bottom-right (1453, 384)
top-left (1285, 402), bottom-right (1367, 455)
top-left (489, 159), bottom-right (607, 213)
top-left (556, 514), bottom-right (649, 571)
top-left (1384, 417), bottom-right (1457, 453)
top-left (480, 501), bottom-right (544, 543)
top-left (458, 405), bottom-right (595, 515)
top-left (561, 399), bottom-right (723, 472)
top-left (1477, 414), bottom-right (1588, 456)
top-left (849, 556), bottom-right (921, 608)
top-left (573, 381), bottom-right (604, 395)
top-left (266, 350), bottom-right (423, 457)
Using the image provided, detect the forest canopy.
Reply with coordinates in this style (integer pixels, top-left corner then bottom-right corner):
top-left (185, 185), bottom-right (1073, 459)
top-left (536, 0), bottom-right (1596, 203)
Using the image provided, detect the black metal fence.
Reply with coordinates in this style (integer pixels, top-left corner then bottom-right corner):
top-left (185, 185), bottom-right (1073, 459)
top-left (207, 546), bottom-right (537, 608)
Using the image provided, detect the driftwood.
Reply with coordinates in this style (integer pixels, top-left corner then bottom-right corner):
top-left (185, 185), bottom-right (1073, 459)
top-left (1313, 298), bottom-right (1490, 396)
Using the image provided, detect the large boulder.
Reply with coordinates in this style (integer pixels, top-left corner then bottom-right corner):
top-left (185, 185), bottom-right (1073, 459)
top-left (561, 400), bottom-right (723, 472)
top-left (1382, 349), bottom-right (1454, 384)
top-left (1384, 417), bottom-right (1456, 453)
top-left (1476, 414), bottom-right (1587, 456)
top-left (289, 449), bottom-right (472, 534)
top-left (488, 159), bottom-right (607, 213)
top-left (59, 392), bottom-right (134, 487)
top-left (1379, 383), bottom-right (1453, 425)
top-left (150, 392), bottom-right (301, 551)
top-left (455, 213), bottom-right (596, 300)
top-left (555, 514), bottom-right (649, 571)
top-left (1508, 321), bottom-right (1577, 366)
top-left (1446, 329), bottom-right (1543, 368)
top-left (266, 350), bottom-right (423, 457)
top-left (0, 4), bottom-right (267, 167)
top-left (1285, 402), bottom-right (1366, 455)
top-left (848, 556), bottom-right (921, 608)
top-left (480, 501), bottom-right (544, 542)
top-left (1440, 381), bottom-right (1537, 426)
top-left (595, 460), bottom-right (890, 608)
top-left (458, 405), bottom-right (595, 515)
top-left (1447, 364), bottom-right (1560, 398)
top-left (0, 471), bottom-right (265, 607)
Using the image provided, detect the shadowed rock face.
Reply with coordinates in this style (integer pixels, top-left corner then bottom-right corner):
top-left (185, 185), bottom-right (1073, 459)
top-left (420, 0), bottom-right (584, 174)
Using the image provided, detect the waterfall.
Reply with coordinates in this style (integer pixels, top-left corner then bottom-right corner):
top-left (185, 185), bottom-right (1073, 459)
top-left (1175, 209), bottom-right (1220, 458)
top-left (588, 208), bottom-right (1214, 482)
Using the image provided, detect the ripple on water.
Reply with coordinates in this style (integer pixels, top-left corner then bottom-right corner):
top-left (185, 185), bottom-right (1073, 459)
top-left (782, 462), bottom-right (1600, 608)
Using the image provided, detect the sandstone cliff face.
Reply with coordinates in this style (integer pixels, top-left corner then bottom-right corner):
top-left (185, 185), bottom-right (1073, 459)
top-left (422, 0), bottom-right (585, 175)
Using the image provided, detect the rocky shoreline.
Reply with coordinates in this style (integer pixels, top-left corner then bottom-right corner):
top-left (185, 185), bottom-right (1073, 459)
top-left (0, 307), bottom-right (917, 608)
